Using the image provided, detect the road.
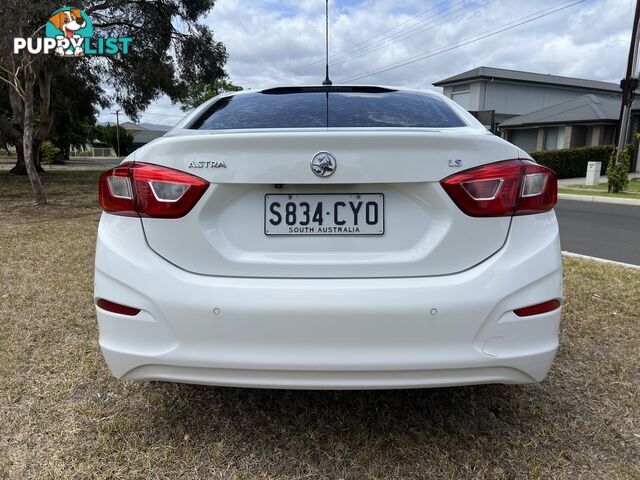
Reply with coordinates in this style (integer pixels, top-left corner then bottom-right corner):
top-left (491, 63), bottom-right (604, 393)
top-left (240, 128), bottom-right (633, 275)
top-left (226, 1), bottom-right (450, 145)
top-left (555, 199), bottom-right (640, 265)
top-left (65, 157), bottom-right (121, 167)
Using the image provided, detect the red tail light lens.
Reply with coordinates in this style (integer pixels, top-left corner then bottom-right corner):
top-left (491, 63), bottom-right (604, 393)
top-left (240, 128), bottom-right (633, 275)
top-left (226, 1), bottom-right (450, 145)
top-left (516, 162), bottom-right (558, 215)
top-left (96, 298), bottom-right (141, 316)
top-left (440, 160), bottom-right (557, 217)
top-left (514, 299), bottom-right (561, 317)
top-left (99, 162), bottom-right (209, 218)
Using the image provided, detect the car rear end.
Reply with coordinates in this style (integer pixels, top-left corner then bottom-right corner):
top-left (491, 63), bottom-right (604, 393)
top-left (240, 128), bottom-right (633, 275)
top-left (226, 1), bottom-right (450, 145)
top-left (94, 87), bottom-right (561, 389)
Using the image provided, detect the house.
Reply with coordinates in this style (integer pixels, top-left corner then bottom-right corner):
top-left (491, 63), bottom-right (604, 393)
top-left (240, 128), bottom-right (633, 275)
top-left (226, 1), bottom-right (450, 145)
top-left (433, 66), bottom-right (620, 126)
top-left (433, 66), bottom-right (640, 172)
top-left (119, 121), bottom-right (147, 135)
top-left (498, 94), bottom-right (619, 153)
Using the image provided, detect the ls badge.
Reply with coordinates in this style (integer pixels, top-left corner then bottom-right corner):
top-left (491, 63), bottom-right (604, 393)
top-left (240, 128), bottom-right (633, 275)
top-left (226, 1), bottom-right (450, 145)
top-left (448, 159), bottom-right (463, 168)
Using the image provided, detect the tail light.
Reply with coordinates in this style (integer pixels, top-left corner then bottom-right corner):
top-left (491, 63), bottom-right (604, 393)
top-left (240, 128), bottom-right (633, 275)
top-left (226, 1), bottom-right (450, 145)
top-left (514, 299), bottom-right (561, 317)
top-left (440, 160), bottom-right (557, 217)
top-left (99, 162), bottom-right (209, 218)
top-left (96, 298), bottom-right (141, 316)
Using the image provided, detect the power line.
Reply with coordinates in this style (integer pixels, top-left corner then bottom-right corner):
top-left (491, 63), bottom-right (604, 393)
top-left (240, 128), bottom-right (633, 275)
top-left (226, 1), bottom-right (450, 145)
top-left (319, 0), bottom-right (498, 75)
top-left (286, 0), bottom-right (479, 78)
top-left (341, 0), bottom-right (586, 83)
top-left (342, 0), bottom-right (585, 83)
top-left (287, 0), bottom-right (455, 76)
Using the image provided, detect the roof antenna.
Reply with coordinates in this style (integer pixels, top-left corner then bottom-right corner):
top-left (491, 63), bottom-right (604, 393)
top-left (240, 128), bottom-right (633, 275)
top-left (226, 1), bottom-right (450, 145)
top-left (322, 0), bottom-right (332, 86)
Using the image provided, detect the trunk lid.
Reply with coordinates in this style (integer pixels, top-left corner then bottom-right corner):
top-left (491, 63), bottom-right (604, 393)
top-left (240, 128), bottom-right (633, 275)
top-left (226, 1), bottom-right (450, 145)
top-left (135, 129), bottom-right (518, 278)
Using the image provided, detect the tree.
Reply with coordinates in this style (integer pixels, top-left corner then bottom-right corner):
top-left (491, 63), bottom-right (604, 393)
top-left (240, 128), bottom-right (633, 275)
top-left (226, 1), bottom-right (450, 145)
top-left (0, 81), bottom-right (12, 155)
top-left (180, 78), bottom-right (242, 111)
top-left (49, 63), bottom-right (109, 159)
top-left (0, 0), bottom-right (228, 205)
top-left (94, 124), bottom-right (133, 156)
top-left (0, 2), bottom-right (55, 204)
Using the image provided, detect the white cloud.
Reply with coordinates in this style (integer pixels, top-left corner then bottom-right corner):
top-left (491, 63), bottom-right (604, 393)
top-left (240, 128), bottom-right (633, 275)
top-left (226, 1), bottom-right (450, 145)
top-left (100, 0), bottom-right (634, 125)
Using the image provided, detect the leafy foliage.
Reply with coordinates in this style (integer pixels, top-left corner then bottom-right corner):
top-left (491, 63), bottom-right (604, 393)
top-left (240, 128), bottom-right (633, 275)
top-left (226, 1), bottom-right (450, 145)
top-left (85, 0), bottom-right (229, 119)
top-left (0, 0), bottom-right (229, 196)
top-left (180, 79), bottom-right (242, 111)
top-left (606, 144), bottom-right (633, 193)
top-left (530, 146), bottom-right (617, 179)
top-left (40, 141), bottom-right (62, 165)
top-left (49, 62), bottom-right (109, 159)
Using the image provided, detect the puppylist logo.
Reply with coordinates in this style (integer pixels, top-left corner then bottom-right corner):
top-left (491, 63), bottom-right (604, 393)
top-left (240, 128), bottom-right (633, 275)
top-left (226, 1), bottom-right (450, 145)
top-left (14, 7), bottom-right (132, 57)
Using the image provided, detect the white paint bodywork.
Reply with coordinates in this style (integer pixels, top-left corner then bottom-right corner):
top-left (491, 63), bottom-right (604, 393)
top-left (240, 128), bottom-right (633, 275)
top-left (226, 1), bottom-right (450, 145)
top-left (94, 87), bottom-right (562, 389)
top-left (135, 129), bottom-right (519, 278)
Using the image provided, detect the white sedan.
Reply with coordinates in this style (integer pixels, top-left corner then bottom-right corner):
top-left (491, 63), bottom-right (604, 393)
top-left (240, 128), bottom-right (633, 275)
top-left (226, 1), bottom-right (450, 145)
top-left (95, 86), bottom-right (561, 389)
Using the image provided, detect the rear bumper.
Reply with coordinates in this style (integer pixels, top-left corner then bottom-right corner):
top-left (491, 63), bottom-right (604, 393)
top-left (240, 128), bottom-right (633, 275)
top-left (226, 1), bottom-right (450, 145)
top-left (94, 212), bottom-right (562, 389)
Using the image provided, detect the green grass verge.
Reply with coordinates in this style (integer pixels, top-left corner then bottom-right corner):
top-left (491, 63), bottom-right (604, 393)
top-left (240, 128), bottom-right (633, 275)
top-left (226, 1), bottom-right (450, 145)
top-left (1, 169), bottom-right (639, 479)
top-left (558, 187), bottom-right (640, 200)
top-left (559, 180), bottom-right (640, 199)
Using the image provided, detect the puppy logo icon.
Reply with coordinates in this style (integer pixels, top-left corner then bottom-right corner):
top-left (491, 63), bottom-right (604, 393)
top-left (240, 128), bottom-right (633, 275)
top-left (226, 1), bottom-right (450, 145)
top-left (13, 7), bottom-right (131, 57)
top-left (45, 7), bottom-right (93, 56)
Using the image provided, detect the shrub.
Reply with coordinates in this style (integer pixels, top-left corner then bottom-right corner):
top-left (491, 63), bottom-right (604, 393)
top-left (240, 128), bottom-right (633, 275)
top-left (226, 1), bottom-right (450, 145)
top-left (606, 144), bottom-right (632, 193)
top-left (530, 145), bottom-right (616, 179)
top-left (40, 141), bottom-right (63, 165)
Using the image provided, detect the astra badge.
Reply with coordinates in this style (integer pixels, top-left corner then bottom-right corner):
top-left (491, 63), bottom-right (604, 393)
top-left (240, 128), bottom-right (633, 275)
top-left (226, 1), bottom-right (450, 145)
top-left (188, 161), bottom-right (227, 169)
top-left (311, 152), bottom-right (336, 177)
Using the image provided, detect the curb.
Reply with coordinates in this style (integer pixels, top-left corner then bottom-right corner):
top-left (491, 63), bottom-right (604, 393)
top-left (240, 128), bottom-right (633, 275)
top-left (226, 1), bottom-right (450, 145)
top-left (558, 193), bottom-right (640, 206)
top-left (562, 251), bottom-right (640, 270)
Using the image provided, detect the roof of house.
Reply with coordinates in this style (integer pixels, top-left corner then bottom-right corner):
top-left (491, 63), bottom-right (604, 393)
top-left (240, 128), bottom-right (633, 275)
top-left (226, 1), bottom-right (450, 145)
top-left (119, 121), bottom-right (147, 131)
top-left (433, 66), bottom-right (620, 92)
top-left (499, 94), bottom-right (621, 128)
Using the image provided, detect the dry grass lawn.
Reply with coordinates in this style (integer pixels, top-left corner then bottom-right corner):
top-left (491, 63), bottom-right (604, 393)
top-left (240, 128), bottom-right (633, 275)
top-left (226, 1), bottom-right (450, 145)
top-left (0, 169), bottom-right (639, 479)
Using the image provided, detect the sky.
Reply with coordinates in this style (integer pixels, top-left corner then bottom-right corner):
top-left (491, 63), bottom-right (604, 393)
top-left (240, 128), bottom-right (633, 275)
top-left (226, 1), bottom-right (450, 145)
top-left (98, 0), bottom-right (635, 127)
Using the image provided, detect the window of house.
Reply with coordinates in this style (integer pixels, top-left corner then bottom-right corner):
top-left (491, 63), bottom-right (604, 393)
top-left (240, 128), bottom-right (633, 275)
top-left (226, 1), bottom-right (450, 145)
top-left (451, 84), bottom-right (471, 110)
top-left (509, 128), bottom-right (538, 153)
top-left (543, 126), bottom-right (565, 150)
top-left (603, 126), bottom-right (615, 145)
top-left (572, 126), bottom-right (587, 148)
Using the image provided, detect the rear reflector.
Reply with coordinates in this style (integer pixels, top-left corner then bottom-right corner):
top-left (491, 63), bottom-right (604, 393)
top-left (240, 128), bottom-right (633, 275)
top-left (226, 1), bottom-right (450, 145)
top-left (514, 299), bottom-right (561, 317)
top-left (441, 160), bottom-right (557, 217)
top-left (99, 162), bottom-right (209, 218)
top-left (96, 299), bottom-right (141, 316)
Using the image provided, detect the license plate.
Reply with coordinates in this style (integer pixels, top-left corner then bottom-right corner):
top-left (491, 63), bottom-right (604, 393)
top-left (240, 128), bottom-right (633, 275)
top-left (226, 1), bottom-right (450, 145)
top-left (264, 193), bottom-right (384, 235)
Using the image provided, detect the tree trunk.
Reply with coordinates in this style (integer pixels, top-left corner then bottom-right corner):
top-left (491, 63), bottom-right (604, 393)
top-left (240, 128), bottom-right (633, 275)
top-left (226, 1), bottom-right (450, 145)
top-left (8, 140), bottom-right (45, 175)
top-left (2, 70), bottom-right (53, 176)
top-left (34, 70), bottom-right (53, 172)
top-left (22, 68), bottom-right (47, 206)
top-left (9, 141), bottom-right (25, 173)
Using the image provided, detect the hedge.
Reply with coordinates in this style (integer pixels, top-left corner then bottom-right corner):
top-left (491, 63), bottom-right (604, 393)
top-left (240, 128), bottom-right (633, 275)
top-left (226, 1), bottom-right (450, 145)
top-left (529, 145), bottom-right (616, 179)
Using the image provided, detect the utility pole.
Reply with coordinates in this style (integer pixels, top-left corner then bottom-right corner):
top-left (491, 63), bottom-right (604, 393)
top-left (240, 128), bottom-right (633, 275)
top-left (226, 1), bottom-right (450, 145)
top-left (614, 0), bottom-right (640, 164)
top-left (113, 109), bottom-right (121, 157)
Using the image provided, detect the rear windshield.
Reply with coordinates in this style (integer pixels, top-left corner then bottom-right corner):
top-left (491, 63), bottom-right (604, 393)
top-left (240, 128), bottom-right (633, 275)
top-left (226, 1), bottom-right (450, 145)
top-left (190, 89), bottom-right (466, 130)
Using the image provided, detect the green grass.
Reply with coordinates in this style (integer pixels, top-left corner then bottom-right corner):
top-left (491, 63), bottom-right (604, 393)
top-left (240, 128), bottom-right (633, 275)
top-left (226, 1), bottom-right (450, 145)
top-left (559, 179), bottom-right (640, 200)
top-left (1, 168), bottom-right (639, 479)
